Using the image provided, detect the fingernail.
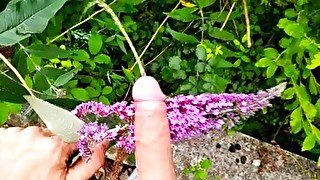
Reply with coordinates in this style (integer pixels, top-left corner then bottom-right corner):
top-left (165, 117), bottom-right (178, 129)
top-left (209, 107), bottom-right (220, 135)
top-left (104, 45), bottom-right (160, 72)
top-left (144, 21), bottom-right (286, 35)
top-left (132, 76), bottom-right (166, 102)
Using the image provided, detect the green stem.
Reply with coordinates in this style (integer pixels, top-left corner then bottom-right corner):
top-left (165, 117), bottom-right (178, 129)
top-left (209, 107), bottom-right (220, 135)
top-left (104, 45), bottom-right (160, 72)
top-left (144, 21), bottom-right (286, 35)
top-left (98, 2), bottom-right (146, 76)
top-left (0, 53), bottom-right (35, 97)
top-left (49, 8), bottom-right (105, 44)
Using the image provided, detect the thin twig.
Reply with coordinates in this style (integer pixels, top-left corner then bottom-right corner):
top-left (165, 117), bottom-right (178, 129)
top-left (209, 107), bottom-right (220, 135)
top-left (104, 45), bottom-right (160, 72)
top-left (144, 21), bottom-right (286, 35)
top-left (130, 2), bottom-right (180, 71)
top-left (220, 2), bottom-right (236, 31)
top-left (0, 53), bottom-right (35, 97)
top-left (199, 9), bottom-right (205, 43)
top-left (49, 8), bottom-right (105, 44)
top-left (242, 0), bottom-right (252, 47)
top-left (98, 2), bottom-right (146, 76)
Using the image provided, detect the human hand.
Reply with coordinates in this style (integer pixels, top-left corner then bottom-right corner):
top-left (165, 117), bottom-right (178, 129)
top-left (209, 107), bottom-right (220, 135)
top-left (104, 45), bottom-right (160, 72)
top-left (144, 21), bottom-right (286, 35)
top-left (133, 76), bottom-right (176, 180)
top-left (0, 126), bottom-right (108, 180)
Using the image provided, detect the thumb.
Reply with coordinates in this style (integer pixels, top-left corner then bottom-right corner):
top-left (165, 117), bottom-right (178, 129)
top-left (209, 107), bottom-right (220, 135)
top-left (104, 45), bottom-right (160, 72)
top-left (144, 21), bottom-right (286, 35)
top-left (133, 76), bottom-right (176, 180)
top-left (66, 140), bottom-right (109, 180)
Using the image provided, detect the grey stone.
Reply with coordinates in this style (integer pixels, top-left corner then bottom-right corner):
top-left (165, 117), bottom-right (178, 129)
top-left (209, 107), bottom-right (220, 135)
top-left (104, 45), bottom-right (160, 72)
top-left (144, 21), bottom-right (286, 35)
top-left (172, 131), bottom-right (320, 180)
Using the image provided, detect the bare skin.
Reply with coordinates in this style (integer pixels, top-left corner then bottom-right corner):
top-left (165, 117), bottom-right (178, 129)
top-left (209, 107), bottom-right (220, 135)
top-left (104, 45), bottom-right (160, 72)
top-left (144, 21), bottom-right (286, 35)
top-left (0, 76), bottom-right (176, 180)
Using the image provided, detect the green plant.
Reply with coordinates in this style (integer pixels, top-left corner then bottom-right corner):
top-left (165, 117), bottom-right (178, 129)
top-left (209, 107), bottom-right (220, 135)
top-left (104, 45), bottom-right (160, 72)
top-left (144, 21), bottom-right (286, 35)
top-left (182, 158), bottom-right (215, 180)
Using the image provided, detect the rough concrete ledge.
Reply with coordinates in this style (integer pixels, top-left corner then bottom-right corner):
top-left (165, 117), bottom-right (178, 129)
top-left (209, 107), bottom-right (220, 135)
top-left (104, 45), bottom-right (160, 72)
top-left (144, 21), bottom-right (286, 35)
top-left (173, 131), bottom-right (319, 180)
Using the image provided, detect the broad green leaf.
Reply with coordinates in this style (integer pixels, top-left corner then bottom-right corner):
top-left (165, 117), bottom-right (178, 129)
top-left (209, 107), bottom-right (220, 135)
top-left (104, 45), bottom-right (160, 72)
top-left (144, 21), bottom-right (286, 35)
top-left (308, 77), bottom-right (318, 95)
top-left (285, 8), bottom-right (297, 19)
top-left (208, 27), bottom-right (235, 41)
top-left (24, 96), bottom-right (84, 142)
top-left (301, 100), bottom-right (317, 119)
top-left (85, 87), bottom-right (100, 98)
top-left (169, 56), bottom-right (182, 70)
top-left (0, 0), bottom-right (68, 45)
top-left (99, 95), bottom-right (110, 105)
top-left (53, 70), bottom-right (76, 87)
top-left (26, 44), bottom-right (73, 59)
top-left (255, 57), bottom-right (272, 67)
top-left (102, 86), bottom-right (113, 95)
top-left (167, 27), bottom-right (199, 44)
top-left (306, 53), bottom-right (320, 70)
top-left (72, 50), bottom-right (90, 62)
top-left (316, 99), bottom-right (320, 118)
top-left (196, 45), bottom-right (206, 60)
top-left (213, 57), bottom-right (233, 68)
top-left (89, 31), bottom-right (103, 55)
top-left (282, 87), bottom-right (295, 100)
top-left (290, 107), bottom-right (303, 134)
top-left (210, 11), bottom-right (237, 22)
top-left (266, 64), bottom-right (278, 78)
top-left (294, 84), bottom-right (311, 101)
top-left (0, 74), bottom-right (29, 103)
top-left (167, 7), bottom-right (199, 22)
top-left (116, 37), bottom-right (127, 54)
top-left (302, 134), bottom-right (316, 151)
top-left (33, 72), bottom-right (51, 91)
top-left (193, 0), bottom-right (216, 8)
top-left (94, 54), bottom-right (111, 64)
top-left (0, 102), bottom-right (9, 125)
top-left (194, 170), bottom-right (207, 180)
top-left (200, 159), bottom-right (212, 169)
top-left (195, 62), bottom-right (205, 73)
top-left (278, 19), bottom-right (305, 38)
top-left (310, 124), bottom-right (320, 143)
top-left (122, 67), bottom-right (135, 84)
top-left (71, 88), bottom-right (90, 101)
top-left (263, 48), bottom-right (279, 59)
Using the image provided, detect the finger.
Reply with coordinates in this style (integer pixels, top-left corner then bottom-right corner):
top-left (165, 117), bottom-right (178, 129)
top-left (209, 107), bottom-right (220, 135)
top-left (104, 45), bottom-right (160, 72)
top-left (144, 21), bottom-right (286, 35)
top-left (39, 127), bottom-right (54, 137)
top-left (132, 76), bottom-right (176, 180)
top-left (66, 140), bottom-right (109, 180)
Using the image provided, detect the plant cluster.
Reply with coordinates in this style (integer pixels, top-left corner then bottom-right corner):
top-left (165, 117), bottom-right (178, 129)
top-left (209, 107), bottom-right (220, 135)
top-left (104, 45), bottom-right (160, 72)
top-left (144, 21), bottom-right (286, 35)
top-left (0, 0), bottom-right (320, 167)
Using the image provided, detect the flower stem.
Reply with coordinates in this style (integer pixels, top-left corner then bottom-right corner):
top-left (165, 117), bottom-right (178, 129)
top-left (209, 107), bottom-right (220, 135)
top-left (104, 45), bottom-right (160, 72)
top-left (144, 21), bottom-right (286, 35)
top-left (98, 1), bottom-right (146, 76)
top-left (0, 53), bottom-right (35, 97)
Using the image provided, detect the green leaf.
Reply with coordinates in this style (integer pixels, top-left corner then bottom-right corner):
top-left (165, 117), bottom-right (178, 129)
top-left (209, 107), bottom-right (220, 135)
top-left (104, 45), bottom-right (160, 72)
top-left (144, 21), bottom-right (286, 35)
top-left (72, 50), bottom-right (90, 62)
top-left (302, 134), bottom-right (316, 151)
top-left (167, 7), bottom-right (199, 22)
top-left (166, 27), bottom-right (199, 44)
top-left (277, 19), bottom-right (305, 38)
top-left (0, 0), bottom-right (68, 46)
top-left (26, 44), bottom-right (73, 59)
top-left (301, 100), bottom-right (317, 119)
top-left (94, 54), bottom-right (111, 64)
top-left (255, 57), bottom-right (272, 67)
top-left (102, 86), bottom-right (113, 95)
top-left (310, 124), bottom-right (320, 143)
top-left (284, 8), bottom-right (297, 19)
top-left (308, 77), bottom-right (318, 95)
top-left (0, 102), bottom-right (9, 125)
top-left (85, 87), bottom-right (100, 98)
top-left (71, 88), bottom-right (90, 101)
top-left (0, 74), bottom-right (29, 103)
top-left (194, 170), bottom-right (207, 180)
top-left (122, 67), bottom-right (135, 84)
top-left (99, 95), bottom-right (110, 105)
top-left (169, 56), bottom-right (182, 70)
top-left (263, 48), bottom-right (279, 59)
top-left (290, 107), bottom-right (303, 134)
top-left (53, 70), bottom-right (76, 87)
top-left (200, 159), bottom-right (212, 169)
top-left (266, 64), bottom-right (278, 78)
top-left (208, 27), bottom-right (235, 41)
top-left (210, 11), bottom-right (237, 22)
top-left (33, 72), bottom-right (51, 91)
top-left (89, 31), bottom-right (103, 55)
top-left (196, 45), bottom-right (206, 60)
top-left (306, 53), bottom-right (320, 70)
top-left (282, 87), bottom-right (295, 100)
top-left (116, 37), bottom-right (127, 54)
top-left (193, 0), bottom-right (216, 8)
top-left (315, 99), bottom-right (320, 118)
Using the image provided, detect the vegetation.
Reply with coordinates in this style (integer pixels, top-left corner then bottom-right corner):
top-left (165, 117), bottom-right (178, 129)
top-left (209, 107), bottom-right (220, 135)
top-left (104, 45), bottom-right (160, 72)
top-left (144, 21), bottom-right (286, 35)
top-left (0, 0), bottom-right (320, 167)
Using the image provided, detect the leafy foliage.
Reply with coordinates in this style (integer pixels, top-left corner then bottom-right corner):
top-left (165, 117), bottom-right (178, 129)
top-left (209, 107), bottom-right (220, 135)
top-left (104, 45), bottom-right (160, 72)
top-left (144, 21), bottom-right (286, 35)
top-left (0, 0), bottom-right (320, 165)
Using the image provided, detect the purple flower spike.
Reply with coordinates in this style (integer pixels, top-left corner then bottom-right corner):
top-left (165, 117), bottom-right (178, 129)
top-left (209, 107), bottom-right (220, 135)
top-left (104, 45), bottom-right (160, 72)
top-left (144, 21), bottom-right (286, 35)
top-left (73, 83), bottom-right (286, 157)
